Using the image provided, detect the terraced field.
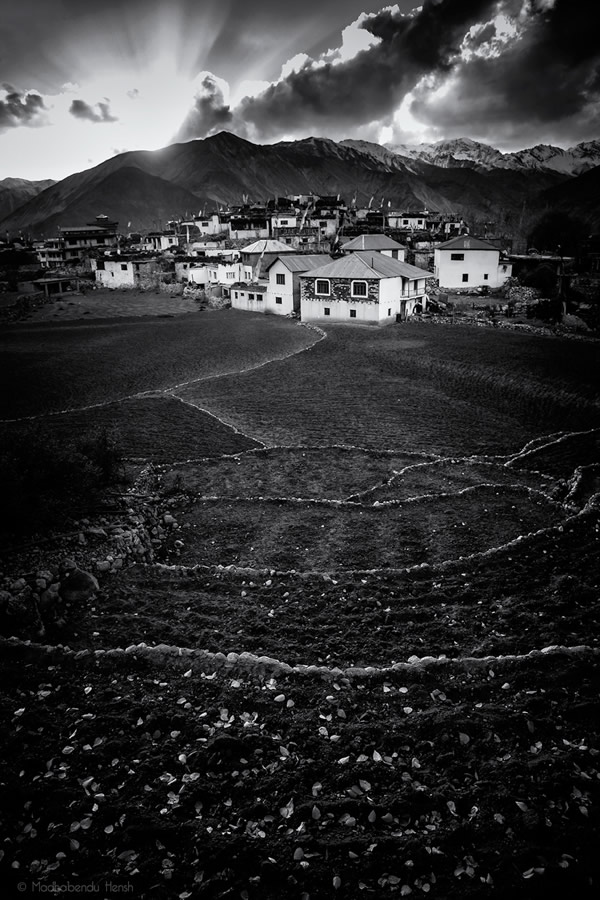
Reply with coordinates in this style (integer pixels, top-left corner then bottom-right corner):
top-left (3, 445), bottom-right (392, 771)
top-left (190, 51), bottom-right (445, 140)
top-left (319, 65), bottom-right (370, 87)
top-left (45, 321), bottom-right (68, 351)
top-left (1, 313), bottom-right (599, 899)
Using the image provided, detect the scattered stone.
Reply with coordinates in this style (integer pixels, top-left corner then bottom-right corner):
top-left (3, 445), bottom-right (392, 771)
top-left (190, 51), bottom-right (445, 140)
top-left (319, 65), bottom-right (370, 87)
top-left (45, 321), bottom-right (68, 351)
top-left (59, 569), bottom-right (100, 603)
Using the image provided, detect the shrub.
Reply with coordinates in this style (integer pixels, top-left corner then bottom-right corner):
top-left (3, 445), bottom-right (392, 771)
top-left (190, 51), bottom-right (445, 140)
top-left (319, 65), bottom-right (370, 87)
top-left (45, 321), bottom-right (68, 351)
top-left (0, 425), bottom-right (125, 537)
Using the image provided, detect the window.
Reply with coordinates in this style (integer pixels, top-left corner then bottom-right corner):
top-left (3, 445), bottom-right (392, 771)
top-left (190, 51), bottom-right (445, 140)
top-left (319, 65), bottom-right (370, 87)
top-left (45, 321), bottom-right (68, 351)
top-left (281, 219), bottom-right (288, 225)
top-left (276, 297), bottom-right (282, 305)
top-left (451, 253), bottom-right (465, 261)
top-left (226, 271), bottom-right (236, 279)
top-left (249, 293), bottom-right (255, 300)
top-left (349, 309), bottom-right (357, 318)
top-left (462, 273), bottom-right (469, 282)
top-left (201, 221), bottom-right (209, 227)
top-left (324, 308), bottom-right (330, 316)
top-left (388, 308), bottom-right (392, 316)
top-left (320, 221), bottom-right (327, 227)
top-left (351, 280), bottom-right (368, 297)
top-left (483, 273), bottom-right (489, 280)
top-left (315, 279), bottom-right (330, 295)
top-left (96, 260), bottom-right (105, 270)
top-left (121, 263), bottom-right (127, 271)
top-left (276, 273), bottom-right (285, 285)
top-left (234, 291), bottom-right (238, 299)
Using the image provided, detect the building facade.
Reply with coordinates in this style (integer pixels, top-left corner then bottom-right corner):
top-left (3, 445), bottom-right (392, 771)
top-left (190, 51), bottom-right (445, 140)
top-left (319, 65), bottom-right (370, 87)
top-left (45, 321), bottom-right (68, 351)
top-left (264, 254), bottom-right (332, 315)
top-left (300, 252), bottom-right (429, 325)
top-left (434, 235), bottom-right (512, 289)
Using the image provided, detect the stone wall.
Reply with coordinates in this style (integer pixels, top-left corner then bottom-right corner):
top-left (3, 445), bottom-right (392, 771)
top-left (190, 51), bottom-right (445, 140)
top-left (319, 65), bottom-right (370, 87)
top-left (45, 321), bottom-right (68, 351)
top-left (302, 277), bottom-right (379, 303)
top-left (0, 291), bottom-right (49, 322)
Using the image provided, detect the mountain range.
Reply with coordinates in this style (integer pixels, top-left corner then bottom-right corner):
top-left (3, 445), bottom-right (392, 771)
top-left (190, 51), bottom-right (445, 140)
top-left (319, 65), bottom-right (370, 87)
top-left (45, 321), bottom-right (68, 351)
top-left (0, 133), bottom-right (598, 239)
top-left (378, 137), bottom-right (600, 176)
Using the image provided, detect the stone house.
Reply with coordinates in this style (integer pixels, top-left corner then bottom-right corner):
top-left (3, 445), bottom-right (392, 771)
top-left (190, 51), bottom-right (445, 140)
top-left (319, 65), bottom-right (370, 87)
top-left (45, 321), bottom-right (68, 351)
top-left (91, 257), bottom-right (161, 288)
top-left (300, 251), bottom-right (430, 325)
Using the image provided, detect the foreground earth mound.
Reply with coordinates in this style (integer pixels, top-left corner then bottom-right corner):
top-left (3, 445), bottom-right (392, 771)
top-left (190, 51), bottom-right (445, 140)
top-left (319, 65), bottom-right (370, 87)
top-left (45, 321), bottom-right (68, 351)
top-left (1, 641), bottom-right (599, 899)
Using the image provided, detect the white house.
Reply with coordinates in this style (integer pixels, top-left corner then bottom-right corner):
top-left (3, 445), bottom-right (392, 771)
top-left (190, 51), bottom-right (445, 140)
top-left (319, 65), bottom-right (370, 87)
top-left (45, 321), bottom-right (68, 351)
top-left (188, 260), bottom-right (253, 289)
top-left (264, 254), bottom-right (332, 316)
top-left (271, 213), bottom-right (299, 231)
top-left (300, 251), bottom-right (430, 325)
top-left (388, 212), bottom-right (428, 231)
top-left (231, 281), bottom-right (269, 313)
top-left (142, 232), bottom-right (179, 253)
top-left (92, 257), bottom-right (160, 288)
top-left (193, 213), bottom-right (224, 236)
top-left (434, 235), bottom-right (512, 289)
top-left (341, 233), bottom-right (406, 261)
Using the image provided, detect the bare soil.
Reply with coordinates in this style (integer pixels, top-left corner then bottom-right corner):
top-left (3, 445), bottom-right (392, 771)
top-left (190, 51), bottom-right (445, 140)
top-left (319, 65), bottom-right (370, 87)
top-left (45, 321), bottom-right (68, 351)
top-left (1, 314), bottom-right (599, 899)
top-left (17, 288), bottom-right (201, 322)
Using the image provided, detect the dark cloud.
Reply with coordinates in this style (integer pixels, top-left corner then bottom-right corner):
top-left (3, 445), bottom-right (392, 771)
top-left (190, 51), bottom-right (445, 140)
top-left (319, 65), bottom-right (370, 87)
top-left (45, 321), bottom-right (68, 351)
top-left (173, 74), bottom-right (236, 142)
top-left (409, 0), bottom-right (600, 146)
top-left (172, 0), bottom-right (599, 150)
top-left (69, 99), bottom-right (118, 123)
top-left (232, 0), bottom-right (497, 139)
top-left (0, 85), bottom-right (46, 131)
top-left (174, 0), bottom-right (497, 142)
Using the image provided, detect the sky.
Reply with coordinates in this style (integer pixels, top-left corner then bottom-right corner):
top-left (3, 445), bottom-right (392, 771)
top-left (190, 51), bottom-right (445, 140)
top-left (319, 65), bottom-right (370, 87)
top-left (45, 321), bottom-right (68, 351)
top-left (1, 0), bottom-right (597, 181)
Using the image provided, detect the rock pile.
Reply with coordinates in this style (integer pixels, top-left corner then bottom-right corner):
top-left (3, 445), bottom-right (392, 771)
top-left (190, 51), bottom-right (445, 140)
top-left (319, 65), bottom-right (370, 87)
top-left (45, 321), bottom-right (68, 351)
top-left (0, 495), bottom-right (182, 641)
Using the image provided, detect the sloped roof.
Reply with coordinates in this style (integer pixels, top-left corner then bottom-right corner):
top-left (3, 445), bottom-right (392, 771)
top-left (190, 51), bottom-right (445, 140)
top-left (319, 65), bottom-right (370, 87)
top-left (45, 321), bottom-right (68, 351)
top-left (438, 235), bottom-right (499, 252)
top-left (241, 238), bottom-right (292, 254)
top-left (265, 254), bottom-right (332, 273)
top-left (342, 233), bottom-right (407, 251)
top-left (301, 251), bottom-right (430, 280)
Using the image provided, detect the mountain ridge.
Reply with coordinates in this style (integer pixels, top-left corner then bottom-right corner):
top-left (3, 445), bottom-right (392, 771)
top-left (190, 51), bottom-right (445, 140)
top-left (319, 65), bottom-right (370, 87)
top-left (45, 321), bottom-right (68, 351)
top-left (380, 137), bottom-right (600, 176)
top-left (0, 132), bottom-right (597, 238)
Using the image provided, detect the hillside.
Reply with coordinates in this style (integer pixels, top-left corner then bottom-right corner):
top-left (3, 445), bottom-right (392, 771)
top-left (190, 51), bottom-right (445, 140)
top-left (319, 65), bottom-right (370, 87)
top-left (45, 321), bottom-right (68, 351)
top-left (0, 177), bottom-right (55, 222)
top-left (10, 166), bottom-right (209, 235)
top-left (0, 132), bottom-right (580, 238)
top-left (535, 164), bottom-right (600, 228)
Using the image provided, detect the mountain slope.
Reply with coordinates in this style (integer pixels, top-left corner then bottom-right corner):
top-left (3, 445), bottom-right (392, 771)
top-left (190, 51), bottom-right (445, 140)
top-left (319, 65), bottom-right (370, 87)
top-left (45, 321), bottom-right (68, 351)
top-left (1, 167), bottom-right (207, 236)
top-left (534, 164), bottom-right (600, 228)
top-left (0, 178), bottom-right (55, 222)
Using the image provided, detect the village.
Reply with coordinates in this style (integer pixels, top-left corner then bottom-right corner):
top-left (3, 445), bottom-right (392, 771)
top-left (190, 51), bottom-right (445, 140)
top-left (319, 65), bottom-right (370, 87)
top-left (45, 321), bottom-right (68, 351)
top-left (3, 190), bottom-right (598, 331)
top-left (0, 195), bottom-right (534, 325)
